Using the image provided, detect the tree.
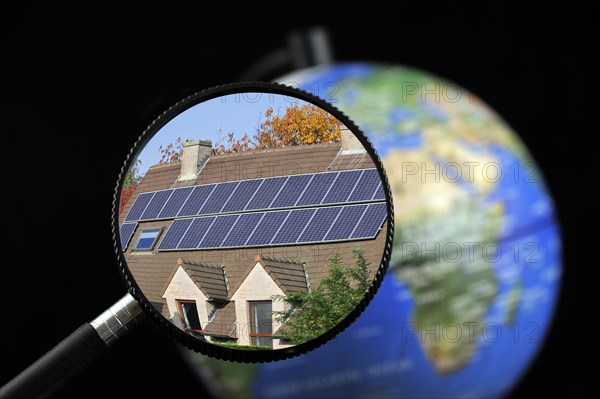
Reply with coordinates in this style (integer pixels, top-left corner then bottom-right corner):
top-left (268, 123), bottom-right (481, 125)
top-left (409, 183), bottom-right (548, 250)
top-left (120, 159), bottom-right (142, 213)
top-left (158, 137), bottom-right (184, 164)
top-left (272, 248), bottom-right (370, 344)
top-left (212, 131), bottom-right (253, 155)
top-left (253, 103), bottom-right (342, 149)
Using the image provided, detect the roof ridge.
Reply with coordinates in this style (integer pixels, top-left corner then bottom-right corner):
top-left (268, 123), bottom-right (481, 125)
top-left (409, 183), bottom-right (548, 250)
top-left (178, 258), bottom-right (224, 270)
top-left (259, 255), bottom-right (304, 265)
top-left (208, 142), bottom-right (341, 159)
top-left (147, 161), bottom-right (181, 170)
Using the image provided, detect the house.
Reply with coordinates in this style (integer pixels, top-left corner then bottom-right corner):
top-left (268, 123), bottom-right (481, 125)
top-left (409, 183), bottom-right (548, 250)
top-left (119, 129), bottom-right (388, 349)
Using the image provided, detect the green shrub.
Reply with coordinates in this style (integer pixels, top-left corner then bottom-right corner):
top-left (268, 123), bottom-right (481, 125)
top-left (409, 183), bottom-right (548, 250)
top-left (272, 248), bottom-right (370, 344)
top-left (211, 341), bottom-right (272, 351)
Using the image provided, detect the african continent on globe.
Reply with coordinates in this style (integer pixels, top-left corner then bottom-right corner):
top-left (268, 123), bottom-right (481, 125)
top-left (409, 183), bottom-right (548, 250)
top-left (183, 63), bottom-right (562, 399)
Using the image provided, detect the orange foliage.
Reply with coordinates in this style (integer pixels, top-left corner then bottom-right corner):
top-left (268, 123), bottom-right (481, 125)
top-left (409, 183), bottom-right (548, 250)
top-left (159, 137), bottom-right (184, 164)
top-left (254, 103), bottom-right (342, 149)
top-left (212, 132), bottom-right (253, 155)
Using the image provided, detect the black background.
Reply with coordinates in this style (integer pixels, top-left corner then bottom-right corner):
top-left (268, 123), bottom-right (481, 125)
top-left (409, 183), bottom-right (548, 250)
top-left (0, 6), bottom-right (592, 398)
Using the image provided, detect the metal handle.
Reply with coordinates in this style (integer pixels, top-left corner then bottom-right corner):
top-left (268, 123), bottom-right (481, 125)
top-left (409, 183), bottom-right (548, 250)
top-left (90, 293), bottom-right (145, 346)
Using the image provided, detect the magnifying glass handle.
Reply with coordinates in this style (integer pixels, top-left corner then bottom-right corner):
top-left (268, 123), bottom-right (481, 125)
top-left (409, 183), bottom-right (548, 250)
top-left (0, 294), bottom-right (144, 399)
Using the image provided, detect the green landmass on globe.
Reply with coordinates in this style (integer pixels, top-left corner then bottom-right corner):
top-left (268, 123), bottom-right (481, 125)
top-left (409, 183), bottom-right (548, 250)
top-left (183, 64), bottom-right (561, 399)
top-left (334, 67), bottom-right (530, 373)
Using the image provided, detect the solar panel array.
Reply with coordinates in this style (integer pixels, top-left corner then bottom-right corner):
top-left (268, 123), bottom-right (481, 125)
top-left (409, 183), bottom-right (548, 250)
top-left (120, 222), bottom-right (137, 250)
top-left (157, 203), bottom-right (387, 251)
top-left (124, 168), bottom-right (384, 222)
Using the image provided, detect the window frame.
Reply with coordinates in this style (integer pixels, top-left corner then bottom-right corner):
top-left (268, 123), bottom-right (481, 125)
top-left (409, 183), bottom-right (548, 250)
top-left (133, 227), bottom-right (163, 251)
top-left (248, 300), bottom-right (273, 347)
top-left (176, 299), bottom-right (203, 334)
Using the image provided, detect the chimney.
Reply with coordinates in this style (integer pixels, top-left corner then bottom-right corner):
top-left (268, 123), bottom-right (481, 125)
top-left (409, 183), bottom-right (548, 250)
top-left (340, 127), bottom-right (366, 154)
top-left (179, 139), bottom-right (212, 181)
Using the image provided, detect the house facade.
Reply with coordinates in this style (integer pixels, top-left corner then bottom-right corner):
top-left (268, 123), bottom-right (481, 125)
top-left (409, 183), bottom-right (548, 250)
top-left (119, 129), bottom-right (388, 349)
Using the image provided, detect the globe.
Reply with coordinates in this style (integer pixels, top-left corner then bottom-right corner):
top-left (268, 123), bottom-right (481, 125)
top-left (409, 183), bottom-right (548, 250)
top-left (181, 64), bottom-right (562, 398)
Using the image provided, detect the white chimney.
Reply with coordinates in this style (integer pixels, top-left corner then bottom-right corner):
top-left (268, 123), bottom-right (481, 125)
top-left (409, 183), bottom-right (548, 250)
top-left (179, 139), bottom-right (212, 181)
top-left (340, 128), bottom-right (366, 154)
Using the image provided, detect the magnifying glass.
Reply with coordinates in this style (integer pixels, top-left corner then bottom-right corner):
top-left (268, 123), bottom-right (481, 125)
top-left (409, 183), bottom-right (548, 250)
top-left (0, 83), bottom-right (393, 398)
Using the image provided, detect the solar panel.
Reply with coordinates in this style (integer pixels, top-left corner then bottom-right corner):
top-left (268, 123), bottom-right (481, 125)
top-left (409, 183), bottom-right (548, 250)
top-left (119, 223), bottom-right (137, 250)
top-left (245, 176), bottom-right (287, 210)
top-left (271, 208), bottom-right (316, 245)
top-left (157, 202), bottom-right (387, 251)
top-left (124, 168), bottom-right (383, 222)
top-left (158, 218), bottom-right (193, 250)
top-left (295, 172), bottom-right (337, 206)
top-left (350, 203), bottom-right (387, 239)
top-left (348, 169), bottom-right (381, 202)
top-left (199, 181), bottom-right (239, 215)
top-left (298, 207), bottom-right (343, 243)
top-left (221, 179), bottom-right (263, 213)
top-left (177, 217), bottom-right (216, 249)
top-left (199, 214), bottom-right (239, 248)
top-left (178, 184), bottom-right (216, 216)
top-left (221, 212), bottom-right (265, 247)
top-left (140, 189), bottom-right (173, 220)
top-left (270, 174), bottom-right (313, 208)
top-left (371, 181), bottom-right (385, 201)
top-left (321, 170), bottom-right (363, 204)
top-left (246, 211), bottom-right (290, 246)
top-left (158, 186), bottom-right (194, 219)
top-left (124, 192), bottom-right (154, 222)
top-left (324, 205), bottom-right (368, 241)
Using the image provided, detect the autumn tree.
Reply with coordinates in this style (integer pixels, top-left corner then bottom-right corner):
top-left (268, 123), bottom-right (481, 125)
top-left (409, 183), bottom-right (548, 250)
top-left (272, 249), bottom-right (370, 344)
top-left (212, 131), bottom-right (253, 155)
top-left (212, 103), bottom-right (342, 155)
top-left (159, 137), bottom-right (185, 164)
top-left (254, 103), bottom-right (342, 149)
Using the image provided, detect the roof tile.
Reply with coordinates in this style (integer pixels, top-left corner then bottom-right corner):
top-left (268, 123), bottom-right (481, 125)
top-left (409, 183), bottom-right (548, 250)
top-left (179, 259), bottom-right (228, 300)
top-left (203, 301), bottom-right (237, 338)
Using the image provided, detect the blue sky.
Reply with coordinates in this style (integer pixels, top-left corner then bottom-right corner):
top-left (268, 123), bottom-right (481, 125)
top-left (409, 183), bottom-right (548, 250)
top-left (136, 93), bottom-right (306, 176)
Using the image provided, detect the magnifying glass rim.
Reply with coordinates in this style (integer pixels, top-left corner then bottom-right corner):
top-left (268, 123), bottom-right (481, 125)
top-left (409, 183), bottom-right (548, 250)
top-left (112, 82), bottom-right (394, 363)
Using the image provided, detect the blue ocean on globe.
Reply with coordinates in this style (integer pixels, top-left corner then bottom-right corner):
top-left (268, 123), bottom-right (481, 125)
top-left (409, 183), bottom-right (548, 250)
top-left (184, 63), bottom-right (562, 399)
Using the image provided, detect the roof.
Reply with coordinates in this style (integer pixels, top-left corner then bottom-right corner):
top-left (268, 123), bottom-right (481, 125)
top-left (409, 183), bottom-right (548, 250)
top-left (328, 152), bottom-right (375, 171)
top-left (121, 142), bottom-right (387, 320)
top-left (175, 259), bottom-right (228, 300)
top-left (120, 144), bottom-right (344, 220)
top-left (259, 256), bottom-right (309, 294)
top-left (202, 301), bottom-right (237, 338)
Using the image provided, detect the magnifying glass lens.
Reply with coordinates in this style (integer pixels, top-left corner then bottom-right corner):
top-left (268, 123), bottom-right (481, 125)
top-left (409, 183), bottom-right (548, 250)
top-left (117, 85), bottom-right (392, 358)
